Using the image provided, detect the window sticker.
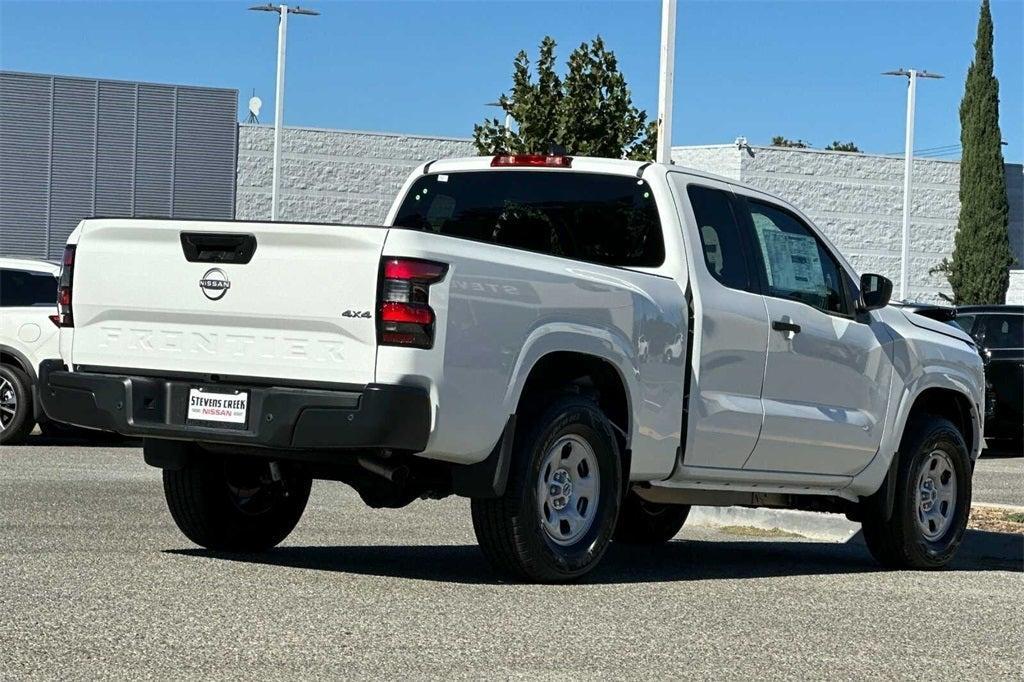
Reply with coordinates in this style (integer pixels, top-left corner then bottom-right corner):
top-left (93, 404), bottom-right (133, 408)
top-left (754, 219), bottom-right (825, 293)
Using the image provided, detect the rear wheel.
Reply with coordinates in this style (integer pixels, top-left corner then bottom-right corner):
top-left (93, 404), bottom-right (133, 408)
top-left (860, 415), bottom-right (971, 569)
top-left (0, 364), bottom-right (35, 445)
top-left (163, 449), bottom-right (312, 552)
top-left (614, 490), bottom-right (690, 545)
top-left (471, 395), bottom-right (622, 582)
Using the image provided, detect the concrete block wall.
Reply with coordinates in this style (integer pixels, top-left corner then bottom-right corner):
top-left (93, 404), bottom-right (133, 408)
top-left (673, 144), bottom-right (1024, 304)
top-left (236, 124), bottom-right (475, 225)
top-left (671, 144), bottom-right (742, 181)
top-left (1008, 270), bottom-right (1024, 305)
top-left (234, 125), bottom-right (1022, 305)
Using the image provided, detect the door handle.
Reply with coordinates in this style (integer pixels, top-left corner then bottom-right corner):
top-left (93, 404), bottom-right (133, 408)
top-left (772, 320), bottom-right (802, 334)
top-left (180, 232), bottom-right (257, 264)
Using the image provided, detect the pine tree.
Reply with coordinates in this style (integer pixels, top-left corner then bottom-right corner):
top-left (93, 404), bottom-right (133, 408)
top-left (473, 36), bottom-right (655, 159)
top-left (943, 0), bottom-right (1013, 304)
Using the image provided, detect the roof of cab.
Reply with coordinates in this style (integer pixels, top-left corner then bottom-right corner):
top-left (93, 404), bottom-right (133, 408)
top-left (420, 155), bottom-right (741, 186)
top-left (0, 257), bottom-right (60, 275)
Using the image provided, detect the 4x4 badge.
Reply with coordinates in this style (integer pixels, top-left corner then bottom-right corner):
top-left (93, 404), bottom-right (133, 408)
top-left (200, 268), bottom-right (231, 301)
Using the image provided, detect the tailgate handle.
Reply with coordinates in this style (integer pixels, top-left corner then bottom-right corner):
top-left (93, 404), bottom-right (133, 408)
top-left (180, 232), bottom-right (257, 264)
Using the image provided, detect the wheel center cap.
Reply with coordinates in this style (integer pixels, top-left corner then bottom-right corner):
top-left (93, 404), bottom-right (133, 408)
top-left (549, 469), bottom-right (572, 510)
top-left (920, 480), bottom-right (936, 510)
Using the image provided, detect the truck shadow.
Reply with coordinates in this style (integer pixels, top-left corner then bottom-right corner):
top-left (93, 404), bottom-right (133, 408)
top-left (20, 431), bottom-right (142, 448)
top-left (166, 528), bottom-right (1021, 585)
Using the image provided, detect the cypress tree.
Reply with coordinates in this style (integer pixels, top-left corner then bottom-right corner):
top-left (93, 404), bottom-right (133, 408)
top-left (946, 0), bottom-right (1013, 304)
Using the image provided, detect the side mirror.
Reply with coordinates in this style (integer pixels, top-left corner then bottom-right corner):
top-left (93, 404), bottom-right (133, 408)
top-left (859, 273), bottom-right (892, 311)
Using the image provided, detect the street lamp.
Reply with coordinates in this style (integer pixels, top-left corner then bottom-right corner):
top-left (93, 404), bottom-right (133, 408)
top-left (883, 68), bottom-right (943, 301)
top-left (249, 4), bottom-right (320, 221)
top-left (485, 101), bottom-right (512, 131)
top-left (656, 0), bottom-right (678, 164)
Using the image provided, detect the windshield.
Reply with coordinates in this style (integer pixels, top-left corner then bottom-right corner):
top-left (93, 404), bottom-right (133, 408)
top-left (972, 313), bottom-right (1023, 349)
top-left (392, 170), bottom-right (664, 268)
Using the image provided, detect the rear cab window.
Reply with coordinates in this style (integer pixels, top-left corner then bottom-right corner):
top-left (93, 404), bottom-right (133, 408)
top-left (392, 170), bottom-right (664, 268)
top-left (686, 184), bottom-right (757, 292)
top-left (0, 268), bottom-right (57, 307)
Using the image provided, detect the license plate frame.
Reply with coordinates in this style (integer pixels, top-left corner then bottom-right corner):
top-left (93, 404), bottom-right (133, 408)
top-left (185, 386), bottom-right (250, 428)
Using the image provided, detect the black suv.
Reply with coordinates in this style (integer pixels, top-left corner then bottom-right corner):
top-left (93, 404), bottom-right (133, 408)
top-left (953, 305), bottom-right (1023, 450)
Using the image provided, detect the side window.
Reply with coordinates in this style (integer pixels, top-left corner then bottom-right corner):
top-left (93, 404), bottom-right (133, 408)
top-left (0, 269), bottom-right (57, 307)
top-left (973, 314), bottom-right (1023, 349)
top-left (686, 185), bottom-right (753, 291)
top-left (951, 314), bottom-right (975, 335)
top-left (744, 200), bottom-right (850, 315)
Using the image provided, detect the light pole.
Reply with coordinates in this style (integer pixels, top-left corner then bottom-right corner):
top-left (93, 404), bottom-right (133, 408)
top-left (250, 4), bottom-right (320, 221)
top-left (656, 0), bottom-right (677, 164)
top-left (883, 68), bottom-right (943, 301)
top-left (485, 101), bottom-right (512, 131)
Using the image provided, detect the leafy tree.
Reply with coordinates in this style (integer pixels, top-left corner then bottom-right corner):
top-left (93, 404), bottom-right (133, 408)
top-left (770, 136), bottom-right (811, 149)
top-left (935, 0), bottom-right (1013, 304)
top-left (825, 141), bottom-right (861, 152)
top-left (474, 36), bottom-right (655, 160)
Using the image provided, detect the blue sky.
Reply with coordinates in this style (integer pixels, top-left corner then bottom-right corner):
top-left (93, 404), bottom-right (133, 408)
top-left (1, 0), bottom-right (1021, 161)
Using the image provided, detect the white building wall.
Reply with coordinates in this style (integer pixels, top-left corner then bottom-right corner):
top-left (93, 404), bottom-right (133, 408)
top-left (236, 124), bottom-right (475, 225)
top-left (1008, 270), bottom-right (1024, 305)
top-left (671, 144), bottom-right (742, 181)
top-left (673, 144), bottom-right (1024, 304)
top-left (233, 126), bottom-right (1022, 305)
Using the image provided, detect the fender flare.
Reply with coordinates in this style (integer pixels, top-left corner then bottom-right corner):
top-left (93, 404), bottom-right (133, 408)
top-left (863, 377), bottom-right (981, 519)
top-left (0, 343), bottom-right (38, 383)
top-left (502, 323), bottom-right (639, 431)
top-left (453, 324), bottom-right (640, 499)
top-left (0, 343), bottom-right (42, 421)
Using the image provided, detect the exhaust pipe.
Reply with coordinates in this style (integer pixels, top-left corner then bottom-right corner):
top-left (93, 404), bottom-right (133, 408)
top-left (357, 455), bottom-right (409, 485)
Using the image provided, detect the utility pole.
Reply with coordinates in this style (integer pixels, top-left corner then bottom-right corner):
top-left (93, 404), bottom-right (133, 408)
top-left (250, 4), bottom-right (320, 221)
top-left (883, 68), bottom-right (943, 300)
top-left (485, 101), bottom-right (513, 132)
top-left (656, 0), bottom-right (677, 164)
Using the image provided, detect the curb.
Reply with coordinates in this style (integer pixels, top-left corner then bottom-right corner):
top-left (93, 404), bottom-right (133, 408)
top-left (690, 502), bottom-right (1024, 543)
top-left (689, 506), bottom-right (858, 542)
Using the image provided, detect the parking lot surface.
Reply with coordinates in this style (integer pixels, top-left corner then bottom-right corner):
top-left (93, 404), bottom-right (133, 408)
top-left (2, 440), bottom-right (1022, 680)
top-left (975, 450), bottom-right (1024, 507)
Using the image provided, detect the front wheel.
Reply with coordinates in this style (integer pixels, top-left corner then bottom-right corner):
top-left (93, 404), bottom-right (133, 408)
top-left (471, 395), bottom-right (623, 582)
top-left (163, 449), bottom-right (312, 552)
top-left (860, 415), bottom-right (971, 569)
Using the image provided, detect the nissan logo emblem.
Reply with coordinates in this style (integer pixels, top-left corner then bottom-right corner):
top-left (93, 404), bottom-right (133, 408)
top-left (200, 268), bottom-right (231, 300)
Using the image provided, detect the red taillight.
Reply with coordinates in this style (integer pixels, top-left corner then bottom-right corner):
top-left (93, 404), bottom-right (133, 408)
top-left (378, 257), bottom-right (447, 349)
top-left (490, 154), bottom-right (573, 168)
top-left (383, 259), bottom-right (447, 281)
top-left (48, 314), bottom-right (61, 327)
top-left (380, 302), bottom-right (434, 325)
top-left (57, 245), bottom-right (76, 327)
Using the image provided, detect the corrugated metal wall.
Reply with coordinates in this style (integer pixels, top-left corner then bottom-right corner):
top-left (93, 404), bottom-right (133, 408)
top-left (0, 72), bottom-right (238, 259)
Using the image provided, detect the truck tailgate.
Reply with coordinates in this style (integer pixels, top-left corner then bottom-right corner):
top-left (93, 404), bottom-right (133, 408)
top-left (69, 219), bottom-right (386, 385)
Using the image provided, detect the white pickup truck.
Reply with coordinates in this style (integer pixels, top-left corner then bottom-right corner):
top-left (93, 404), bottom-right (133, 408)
top-left (41, 154), bottom-right (985, 582)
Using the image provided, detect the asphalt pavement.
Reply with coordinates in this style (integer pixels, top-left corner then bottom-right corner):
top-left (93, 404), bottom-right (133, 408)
top-left (975, 449), bottom-right (1024, 507)
top-left (2, 439), bottom-right (1022, 680)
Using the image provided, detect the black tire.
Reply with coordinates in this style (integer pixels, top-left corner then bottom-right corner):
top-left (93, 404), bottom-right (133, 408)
top-left (0, 364), bottom-right (36, 446)
top-left (860, 415), bottom-right (972, 569)
top-left (614, 490), bottom-right (690, 545)
top-left (163, 450), bottom-right (312, 552)
top-left (471, 395), bottom-right (623, 583)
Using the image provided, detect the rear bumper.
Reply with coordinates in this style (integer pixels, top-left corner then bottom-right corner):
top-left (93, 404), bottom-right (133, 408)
top-left (38, 360), bottom-right (431, 452)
